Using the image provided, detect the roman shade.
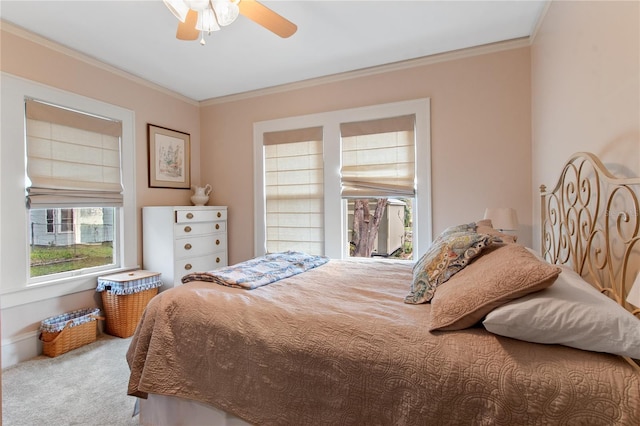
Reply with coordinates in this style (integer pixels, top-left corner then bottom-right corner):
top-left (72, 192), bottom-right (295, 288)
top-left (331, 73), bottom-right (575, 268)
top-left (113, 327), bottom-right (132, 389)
top-left (25, 99), bottom-right (124, 208)
top-left (263, 126), bottom-right (324, 255)
top-left (340, 114), bottom-right (415, 198)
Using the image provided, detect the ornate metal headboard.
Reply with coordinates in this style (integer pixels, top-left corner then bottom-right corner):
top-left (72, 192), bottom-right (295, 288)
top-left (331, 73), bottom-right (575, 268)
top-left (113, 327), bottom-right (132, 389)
top-left (540, 152), bottom-right (640, 318)
top-left (540, 152), bottom-right (640, 370)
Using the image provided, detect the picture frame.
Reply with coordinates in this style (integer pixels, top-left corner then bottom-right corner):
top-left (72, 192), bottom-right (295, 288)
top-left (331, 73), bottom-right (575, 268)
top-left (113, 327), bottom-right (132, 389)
top-left (147, 124), bottom-right (191, 189)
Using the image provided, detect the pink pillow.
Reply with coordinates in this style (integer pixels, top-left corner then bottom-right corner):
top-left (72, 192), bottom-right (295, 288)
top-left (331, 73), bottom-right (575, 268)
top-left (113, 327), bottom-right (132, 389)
top-left (429, 244), bottom-right (560, 331)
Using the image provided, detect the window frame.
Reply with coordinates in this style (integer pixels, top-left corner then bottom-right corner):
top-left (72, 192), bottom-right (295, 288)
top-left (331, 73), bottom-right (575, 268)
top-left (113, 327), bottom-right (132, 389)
top-left (42, 208), bottom-right (74, 234)
top-left (46, 209), bottom-right (55, 233)
top-left (1, 73), bottom-right (137, 309)
top-left (59, 208), bottom-right (73, 233)
top-left (253, 98), bottom-right (431, 260)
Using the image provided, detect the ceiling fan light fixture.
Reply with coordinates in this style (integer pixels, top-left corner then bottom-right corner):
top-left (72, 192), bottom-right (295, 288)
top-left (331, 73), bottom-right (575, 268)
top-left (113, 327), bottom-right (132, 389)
top-left (163, 0), bottom-right (190, 22)
top-left (213, 0), bottom-right (240, 27)
top-left (169, 0), bottom-right (296, 42)
top-left (196, 7), bottom-right (221, 32)
top-left (187, 0), bottom-right (211, 11)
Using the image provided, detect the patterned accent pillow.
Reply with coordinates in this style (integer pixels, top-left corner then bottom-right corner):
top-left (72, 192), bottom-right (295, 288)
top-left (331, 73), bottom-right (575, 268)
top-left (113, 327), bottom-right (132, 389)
top-left (404, 230), bottom-right (499, 304)
top-left (439, 222), bottom-right (477, 238)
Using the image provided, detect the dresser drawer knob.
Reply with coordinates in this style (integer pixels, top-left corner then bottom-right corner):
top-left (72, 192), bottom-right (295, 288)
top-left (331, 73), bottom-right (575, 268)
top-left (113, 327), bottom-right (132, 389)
top-left (184, 243), bottom-right (192, 250)
top-left (184, 263), bottom-right (192, 270)
top-left (216, 239), bottom-right (220, 245)
top-left (217, 212), bottom-right (222, 218)
top-left (216, 257), bottom-right (221, 263)
top-left (215, 223), bottom-right (220, 230)
top-left (184, 226), bottom-right (191, 233)
top-left (186, 213), bottom-right (194, 219)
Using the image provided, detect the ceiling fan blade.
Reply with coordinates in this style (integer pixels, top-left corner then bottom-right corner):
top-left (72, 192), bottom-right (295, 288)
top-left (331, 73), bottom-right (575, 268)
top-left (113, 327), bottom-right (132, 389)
top-left (239, 0), bottom-right (297, 38)
top-left (176, 9), bottom-right (199, 40)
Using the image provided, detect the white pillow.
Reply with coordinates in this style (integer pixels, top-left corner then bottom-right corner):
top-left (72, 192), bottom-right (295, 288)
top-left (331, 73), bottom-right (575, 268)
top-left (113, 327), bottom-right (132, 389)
top-left (483, 265), bottom-right (640, 359)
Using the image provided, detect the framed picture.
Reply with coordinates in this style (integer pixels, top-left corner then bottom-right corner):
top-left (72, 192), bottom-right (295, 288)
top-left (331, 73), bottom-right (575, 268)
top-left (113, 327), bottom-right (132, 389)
top-left (147, 124), bottom-right (191, 189)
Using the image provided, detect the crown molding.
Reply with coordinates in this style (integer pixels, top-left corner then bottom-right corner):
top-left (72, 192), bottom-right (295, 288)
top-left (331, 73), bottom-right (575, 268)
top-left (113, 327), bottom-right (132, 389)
top-left (0, 20), bottom-right (199, 106)
top-left (1, 19), bottom-right (532, 109)
top-left (200, 36), bottom-right (531, 106)
top-left (529, 0), bottom-right (553, 43)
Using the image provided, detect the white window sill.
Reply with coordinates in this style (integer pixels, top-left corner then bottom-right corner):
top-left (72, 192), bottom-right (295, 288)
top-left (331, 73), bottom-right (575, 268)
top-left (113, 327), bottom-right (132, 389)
top-left (0, 265), bottom-right (140, 309)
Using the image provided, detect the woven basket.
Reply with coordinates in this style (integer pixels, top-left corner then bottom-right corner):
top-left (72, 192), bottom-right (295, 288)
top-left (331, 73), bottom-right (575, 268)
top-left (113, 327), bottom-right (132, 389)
top-left (39, 308), bottom-right (102, 357)
top-left (101, 287), bottom-right (158, 338)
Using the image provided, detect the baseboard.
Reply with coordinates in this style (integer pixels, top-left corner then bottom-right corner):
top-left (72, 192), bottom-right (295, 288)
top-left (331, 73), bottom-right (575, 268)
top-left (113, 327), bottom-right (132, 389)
top-left (1, 330), bottom-right (41, 369)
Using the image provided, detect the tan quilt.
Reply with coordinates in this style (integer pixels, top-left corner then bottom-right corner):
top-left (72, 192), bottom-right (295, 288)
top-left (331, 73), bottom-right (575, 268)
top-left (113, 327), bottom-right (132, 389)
top-left (127, 259), bottom-right (639, 425)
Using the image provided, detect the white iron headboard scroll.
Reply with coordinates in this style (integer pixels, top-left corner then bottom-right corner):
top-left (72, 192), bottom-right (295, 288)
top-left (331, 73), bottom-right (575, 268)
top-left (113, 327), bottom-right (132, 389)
top-left (540, 152), bottom-right (640, 317)
top-left (540, 152), bottom-right (640, 370)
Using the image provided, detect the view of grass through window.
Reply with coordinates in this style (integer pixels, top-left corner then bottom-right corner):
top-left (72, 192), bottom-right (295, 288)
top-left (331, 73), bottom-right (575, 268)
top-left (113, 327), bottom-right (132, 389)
top-left (30, 244), bottom-right (114, 277)
top-left (29, 207), bottom-right (115, 278)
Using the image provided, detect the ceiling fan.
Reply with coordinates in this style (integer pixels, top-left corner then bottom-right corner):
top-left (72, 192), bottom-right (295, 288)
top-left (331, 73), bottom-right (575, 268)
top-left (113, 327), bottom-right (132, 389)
top-left (163, 0), bottom-right (297, 45)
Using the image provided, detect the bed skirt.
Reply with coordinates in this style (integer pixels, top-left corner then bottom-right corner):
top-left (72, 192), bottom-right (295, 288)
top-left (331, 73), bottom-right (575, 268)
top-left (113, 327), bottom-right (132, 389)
top-left (140, 394), bottom-right (251, 426)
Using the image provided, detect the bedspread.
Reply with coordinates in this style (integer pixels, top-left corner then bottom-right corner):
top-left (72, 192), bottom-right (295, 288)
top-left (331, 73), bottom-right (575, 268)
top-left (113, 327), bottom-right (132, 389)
top-left (127, 259), bottom-right (640, 425)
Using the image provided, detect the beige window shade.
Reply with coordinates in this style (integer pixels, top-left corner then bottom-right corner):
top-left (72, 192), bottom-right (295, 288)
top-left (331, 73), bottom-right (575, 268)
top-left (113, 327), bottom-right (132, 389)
top-left (264, 127), bottom-right (324, 255)
top-left (25, 99), bottom-right (123, 208)
top-left (340, 115), bottom-right (415, 198)
top-left (263, 126), bottom-right (323, 146)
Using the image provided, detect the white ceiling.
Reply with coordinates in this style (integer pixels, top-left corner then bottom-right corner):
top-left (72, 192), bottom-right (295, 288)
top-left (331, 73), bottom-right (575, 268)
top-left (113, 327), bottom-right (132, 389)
top-left (0, 1), bottom-right (547, 102)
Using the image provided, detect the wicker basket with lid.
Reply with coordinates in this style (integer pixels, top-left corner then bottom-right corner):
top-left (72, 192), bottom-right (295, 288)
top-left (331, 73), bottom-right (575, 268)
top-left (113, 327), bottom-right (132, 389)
top-left (97, 270), bottom-right (161, 338)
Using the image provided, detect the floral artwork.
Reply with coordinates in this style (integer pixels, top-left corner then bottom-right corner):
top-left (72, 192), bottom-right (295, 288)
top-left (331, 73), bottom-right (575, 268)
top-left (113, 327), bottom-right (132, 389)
top-left (148, 124), bottom-right (190, 188)
top-left (156, 133), bottom-right (184, 181)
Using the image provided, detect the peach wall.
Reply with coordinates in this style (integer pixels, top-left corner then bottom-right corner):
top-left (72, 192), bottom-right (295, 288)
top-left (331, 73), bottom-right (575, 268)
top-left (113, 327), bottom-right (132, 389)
top-left (531, 0), bottom-right (640, 250)
top-left (200, 47), bottom-right (533, 264)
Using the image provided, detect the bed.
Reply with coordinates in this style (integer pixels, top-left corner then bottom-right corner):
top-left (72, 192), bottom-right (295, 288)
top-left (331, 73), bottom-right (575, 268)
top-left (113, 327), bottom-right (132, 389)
top-left (127, 152), bottom-right (640, 425)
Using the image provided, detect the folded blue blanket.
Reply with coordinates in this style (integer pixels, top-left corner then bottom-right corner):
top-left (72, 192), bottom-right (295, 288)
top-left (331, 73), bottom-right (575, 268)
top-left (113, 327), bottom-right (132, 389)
top-left (181, 251), bottom-right (329, 290)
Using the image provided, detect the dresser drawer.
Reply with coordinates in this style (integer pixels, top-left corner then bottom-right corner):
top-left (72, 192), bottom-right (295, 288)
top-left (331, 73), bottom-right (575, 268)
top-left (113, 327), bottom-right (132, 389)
top-left (175, 209), bottom-right (227, 223)
top-left (174, 221), bottom-right (226, 237)
top-left (174, 234), bottom-right (227, 259)
top-left (175, 254), bottom-right (227, 282)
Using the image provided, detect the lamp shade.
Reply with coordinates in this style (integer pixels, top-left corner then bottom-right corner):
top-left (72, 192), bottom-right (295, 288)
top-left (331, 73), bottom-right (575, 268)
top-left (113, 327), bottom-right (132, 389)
top-left (213, 0), bottom-right (240, 26)
top-left (627, 273), bottom-right (640, 308)
top-left (483, 207), bottom-right (518, 231)
top-left (196, 7), bottom-right (220, 32)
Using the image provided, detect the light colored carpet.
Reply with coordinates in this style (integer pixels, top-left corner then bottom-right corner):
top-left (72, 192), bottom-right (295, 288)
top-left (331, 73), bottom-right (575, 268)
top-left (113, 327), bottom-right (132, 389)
top-left (2, 334), bottom-right (139, 426)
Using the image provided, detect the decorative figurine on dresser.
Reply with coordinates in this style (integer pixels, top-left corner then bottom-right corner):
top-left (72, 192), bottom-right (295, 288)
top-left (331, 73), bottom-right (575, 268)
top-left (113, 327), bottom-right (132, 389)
top-left (142, 206), bottom-right (228, 290)
top-left (191, 184), bottom-right (212, 206)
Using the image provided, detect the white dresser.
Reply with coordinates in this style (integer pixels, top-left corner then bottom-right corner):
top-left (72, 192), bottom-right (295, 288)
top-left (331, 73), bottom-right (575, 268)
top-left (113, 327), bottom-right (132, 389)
top-left (142, 206), bottom-right (228, 289)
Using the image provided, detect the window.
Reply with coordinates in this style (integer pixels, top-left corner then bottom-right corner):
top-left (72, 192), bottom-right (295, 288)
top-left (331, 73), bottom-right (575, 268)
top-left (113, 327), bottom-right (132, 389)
top-left (340, 115), bottom-right (416, 260)
top-left (60, 208), bottom-right (73, 233)
top-left (46, 209), bottom-right (55, 233)
top-left (1, 74), bottom-right (137, 308)
top-left (25, 98), bottom-right (122, 280)
top-left (29, 207), bottom-right (115, 278)
top-left (263, 127), bottom-right (324, 255)
top-left (43, 208), bottom-right (74, 234)
top-left (254, 99), bottom-right (431, 260)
